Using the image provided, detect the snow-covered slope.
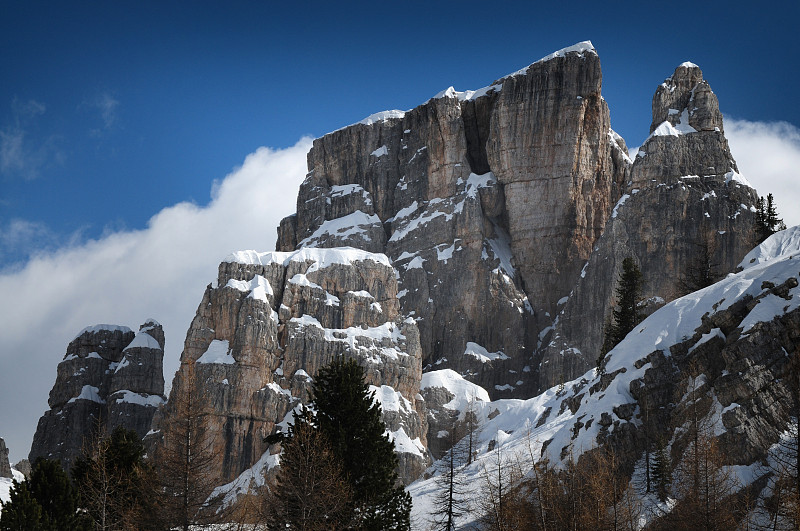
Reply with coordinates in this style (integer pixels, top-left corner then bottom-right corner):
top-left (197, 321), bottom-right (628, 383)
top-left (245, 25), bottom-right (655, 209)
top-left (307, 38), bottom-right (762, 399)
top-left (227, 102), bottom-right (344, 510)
top-left (409, 227), bottom-right (800, 528)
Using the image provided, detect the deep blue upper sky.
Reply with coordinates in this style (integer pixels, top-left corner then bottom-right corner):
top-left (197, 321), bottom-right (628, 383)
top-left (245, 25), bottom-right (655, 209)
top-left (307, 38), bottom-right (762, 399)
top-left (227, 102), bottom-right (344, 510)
top-left (2, 0), bottom-right (797, 267)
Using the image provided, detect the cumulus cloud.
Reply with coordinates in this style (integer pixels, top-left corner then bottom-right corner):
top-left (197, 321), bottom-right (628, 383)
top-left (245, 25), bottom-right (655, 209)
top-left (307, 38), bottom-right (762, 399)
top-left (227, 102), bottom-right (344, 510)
top-left (0, 138), bottom-right (311, 461)
top-left (726, 119), bottom-right (800, 228)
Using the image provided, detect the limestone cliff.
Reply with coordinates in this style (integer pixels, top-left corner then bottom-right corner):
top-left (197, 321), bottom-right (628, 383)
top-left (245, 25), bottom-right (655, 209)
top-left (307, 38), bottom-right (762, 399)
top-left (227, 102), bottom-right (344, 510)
top-left (0, 438), bottom-right (11, 479)
top-left (148, 248), bottom-right (428, 485)
top-left (278, 41), bottom-right (630, 399)
top-left (540, 63), bottom-right (758, 388)
top-left (29, 320), bottom-right (166, 471)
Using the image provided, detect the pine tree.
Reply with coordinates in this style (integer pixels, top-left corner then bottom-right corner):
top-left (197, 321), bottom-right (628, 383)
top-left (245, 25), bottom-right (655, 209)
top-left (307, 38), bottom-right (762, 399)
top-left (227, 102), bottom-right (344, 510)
top-left (603, 257), bottom-right (644, 353)
top-left (310, 357), bottom-right (412, 530)
top-left (430, 416), bottom-right (471, 531)
top-left (0, 479), bottom-right (45, 530)
top-left (651, 439), bottom-right (672, 503)
top-left (0, 458), bottom-right (89, 531)
top-left (755, 193), bottom-right (787, 244)
top-left (679, 237), bottom-right (719, 295)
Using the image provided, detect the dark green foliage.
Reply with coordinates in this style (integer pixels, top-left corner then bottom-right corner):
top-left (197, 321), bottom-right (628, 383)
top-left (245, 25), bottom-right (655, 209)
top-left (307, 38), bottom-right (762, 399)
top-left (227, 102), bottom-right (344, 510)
top-left (0, 479), bottom-right (45, 530)
top-left (652, 439), bottom-right (673, 502)
top-left (311, 357), bottom-right (412, 530)
top-left (679, 238), bottom-right (719, 295)
top-left (602, 257), bottom-right (644, 354)
top-left (72, 426), bottom-right (159, 530)
top-left (755, 193), bottom-right (787, 244)
top-left (0, 458), bottom-right (88, 531)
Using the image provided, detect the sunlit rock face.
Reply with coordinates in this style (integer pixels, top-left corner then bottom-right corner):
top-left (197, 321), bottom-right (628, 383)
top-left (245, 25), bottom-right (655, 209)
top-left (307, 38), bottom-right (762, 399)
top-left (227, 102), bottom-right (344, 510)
top-left (279, 42), bottom-right (630, 398)
top-left (149, 248), bottom-right (428, 484)
top-left (539, 63), bottom-right (758, 388)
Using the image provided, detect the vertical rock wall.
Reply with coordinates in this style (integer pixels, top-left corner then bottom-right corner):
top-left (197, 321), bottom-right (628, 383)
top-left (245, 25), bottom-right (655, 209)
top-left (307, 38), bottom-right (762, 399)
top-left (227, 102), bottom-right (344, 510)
top-left (150, 248), bottom-right (429, 484)
top-left (29, 321), bottom-right (166, 471)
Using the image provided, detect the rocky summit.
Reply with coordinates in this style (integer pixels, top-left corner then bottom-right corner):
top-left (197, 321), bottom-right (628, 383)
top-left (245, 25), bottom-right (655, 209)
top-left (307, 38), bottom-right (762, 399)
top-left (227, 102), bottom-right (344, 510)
top-left (29, 320), bottom-right (166, 471)
top-left (29, 42), bottom-right (795, 525)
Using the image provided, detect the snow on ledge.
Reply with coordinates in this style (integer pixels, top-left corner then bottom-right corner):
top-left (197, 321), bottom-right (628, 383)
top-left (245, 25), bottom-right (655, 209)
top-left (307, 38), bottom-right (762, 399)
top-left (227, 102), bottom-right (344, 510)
top-left (225, 247), bottom-right (392, 272)
top-left (509, 40), bottom-right (596, 77)
top-left (68, 385), bottom-right (105, 404)
top-left (123, 331), bottom-right (162, 351)
top-left (196, 339), bottom-right (235, 365)
top-left (421, 369), bottom-right (491, 411)
top-left (739, 226), bottom-right (800, 271)
top-left (463, 342), bottom-right (509, 363)
top-left (72, 324), bottom-right (132, 341)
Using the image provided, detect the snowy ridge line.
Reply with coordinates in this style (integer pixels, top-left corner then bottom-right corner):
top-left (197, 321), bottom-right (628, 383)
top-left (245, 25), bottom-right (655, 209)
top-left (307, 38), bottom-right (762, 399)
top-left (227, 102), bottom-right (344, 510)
top-left (225, 246), bottom-right (392, 271)
top-left (410, 231), bottom-right (800, 526)
top-left (326, 41), bottom-right (595, 137)
top-left (72, 324), bottom-right (132, 341)
top-left (289, 314), bottom-right (408, 361)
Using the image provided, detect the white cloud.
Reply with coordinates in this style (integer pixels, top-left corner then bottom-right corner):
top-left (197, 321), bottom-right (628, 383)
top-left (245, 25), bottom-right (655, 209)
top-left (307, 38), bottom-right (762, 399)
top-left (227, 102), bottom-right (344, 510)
top-left (725, 118), bottom-right (800, 228)
top-left (0, 98), bottom-right (61, 180)
top-left (0, 138), bottom-right (311, 462)
top-left (83, 92), bottom-right (120, 133)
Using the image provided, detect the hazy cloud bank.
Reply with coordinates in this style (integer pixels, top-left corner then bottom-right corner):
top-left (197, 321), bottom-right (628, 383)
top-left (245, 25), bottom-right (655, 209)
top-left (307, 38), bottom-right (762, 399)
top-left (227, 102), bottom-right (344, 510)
top-left (0, 138), bottom-right (311, 461)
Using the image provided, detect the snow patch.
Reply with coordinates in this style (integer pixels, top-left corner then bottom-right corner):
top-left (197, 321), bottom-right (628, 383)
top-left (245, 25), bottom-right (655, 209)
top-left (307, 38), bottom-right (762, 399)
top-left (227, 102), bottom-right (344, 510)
top-left (196, 339), bottom-right (235, 365)
top-left (463, 342), bottom-right (509, 363)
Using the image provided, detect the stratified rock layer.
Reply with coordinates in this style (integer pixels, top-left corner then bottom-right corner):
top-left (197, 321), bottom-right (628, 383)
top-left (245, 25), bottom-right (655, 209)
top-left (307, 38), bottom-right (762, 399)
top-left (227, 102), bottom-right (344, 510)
top-left (539, 63), bottom-right (758, 387)
top-left (29, 321), bottom-right (166, 471)
top-left (150, 248), bottom-right (428, 485)
top-left (279, 42), bottom-right (630, 398)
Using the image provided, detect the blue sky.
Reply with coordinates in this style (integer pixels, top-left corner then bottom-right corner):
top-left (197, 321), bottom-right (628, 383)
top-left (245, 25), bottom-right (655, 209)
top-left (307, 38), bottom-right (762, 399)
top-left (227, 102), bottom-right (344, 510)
top-left (1, 0), bottom-right (799, 462)
top-left (2, 0), bottom-right (798, 266)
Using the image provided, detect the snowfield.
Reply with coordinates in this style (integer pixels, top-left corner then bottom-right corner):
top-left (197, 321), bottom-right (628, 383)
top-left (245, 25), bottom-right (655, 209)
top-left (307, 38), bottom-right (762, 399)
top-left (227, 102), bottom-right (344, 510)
top-left (409, 226), bottom-right (800, 528)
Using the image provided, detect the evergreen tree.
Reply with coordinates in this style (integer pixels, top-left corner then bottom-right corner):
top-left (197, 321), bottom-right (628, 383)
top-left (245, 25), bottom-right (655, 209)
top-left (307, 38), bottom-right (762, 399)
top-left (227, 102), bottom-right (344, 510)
top-left (755, 193), bottom-right (787, 244)
top-left (430, 416), bottom-right (471, 531)
top-left (0, 479), bottom-right (45, 530)
top-left (310, 357), bottom-right (412, 530)
top-left (679, 237), bottom-right (719, 295)
top-left (0, 458), bottom-right (89, 531)
top-left (651, 439), bottom-right (673, 503)
top-left (603, 257), bottom-right (644, 353)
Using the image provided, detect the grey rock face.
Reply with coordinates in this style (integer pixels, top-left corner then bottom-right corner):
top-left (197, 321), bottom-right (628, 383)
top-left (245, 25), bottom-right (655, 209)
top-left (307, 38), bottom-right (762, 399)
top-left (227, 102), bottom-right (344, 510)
top-left (279, 43), bottom-right (628, 398)
top-left (0, 438), bottom-right (11, 478)
top-left (538, 63), bottom-right (758, 387)
top-left (29, 321), bottom-right (166, 471)
top-left (150, 248), bottom-right (429, 485)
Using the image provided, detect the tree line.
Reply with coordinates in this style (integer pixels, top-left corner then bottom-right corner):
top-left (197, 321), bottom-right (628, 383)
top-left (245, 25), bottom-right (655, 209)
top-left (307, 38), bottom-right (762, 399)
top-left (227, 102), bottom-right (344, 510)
top-left (1, 358), bottom-right (412, 530)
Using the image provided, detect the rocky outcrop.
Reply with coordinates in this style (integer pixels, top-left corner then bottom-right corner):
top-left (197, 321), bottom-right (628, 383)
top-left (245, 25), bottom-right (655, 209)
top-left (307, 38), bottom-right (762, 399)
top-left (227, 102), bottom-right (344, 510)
top-left (0, 438), bottom-right (11, 478)
top-left (278, 42), bottom-right (629, 398)
top-left (542, 233), bottom-right (800, 477)
top-left (538, 63), bottom-right (758, 388)
top-left (29, 321), bottom-right (166, 471)
top-left (149, 248), bottom-right (428, 485)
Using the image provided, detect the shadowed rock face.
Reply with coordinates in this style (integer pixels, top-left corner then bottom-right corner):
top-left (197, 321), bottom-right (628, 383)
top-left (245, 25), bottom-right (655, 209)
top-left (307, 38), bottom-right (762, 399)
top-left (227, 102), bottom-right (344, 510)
top-left (29, 321), bottom-right (165, 472)
top-left (279, 43), bottom-right (630, 398)
top-left (0, 438), bottom-right (11, 478)
top-left (148, 248), bottom-right (429, 484)
top-left (539, 63), bottom-right (758, 388)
